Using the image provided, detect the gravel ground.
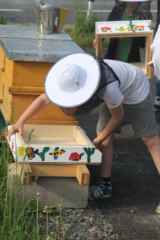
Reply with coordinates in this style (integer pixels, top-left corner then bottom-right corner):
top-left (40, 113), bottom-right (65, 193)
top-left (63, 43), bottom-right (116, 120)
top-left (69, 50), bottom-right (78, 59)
top-left (29, 202), bottom-right (118, 240)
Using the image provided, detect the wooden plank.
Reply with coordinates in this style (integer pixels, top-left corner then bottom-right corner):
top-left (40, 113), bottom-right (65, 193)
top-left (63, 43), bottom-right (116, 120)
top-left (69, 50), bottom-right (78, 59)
top-left (1, 72), bottom-right (11, 88)
top-left (5, 58), bottom-right (53, 87)
top-left (18, 124), bottom-right (75, 139)
top-left (19, 119), bottom-right (79, 126)
top-left (3, 84), bottom-right (12, 120)
top-left (5, 57), bottom-right (14, 84)
top-left (74, 127), bottom-right (92, 146)
top-left (8, 86), bottom-right (44, 95)
top-left (99, 38), bottom-right (102, 58)
top-left (145, 32), bottom-right (153, 79)
top-left (0, 75), bottom-right (3, 103)
top-left (76, 165), bottom-right (90, 186)
top-left (0, 46), bottom-right (5, 66)
top-left (96, 36), bottom-right (101, 58)
top-left (11, 94), bottom-right (77, 121)
top-left (17, 163), bottom-right (90, 186)
top-left (14, 61), bottom-right (53, 70)
top-left (12, 71), bottom-right (48, 87)
top-left (26, 164), bottom-right (78, 177)
top-left (18, 164), bottom-right (32, 185)
top-left (97, 31), bottom-right (153, 38)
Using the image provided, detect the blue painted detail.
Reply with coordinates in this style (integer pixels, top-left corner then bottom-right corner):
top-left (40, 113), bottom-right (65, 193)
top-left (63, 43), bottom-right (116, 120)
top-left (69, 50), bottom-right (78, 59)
top-left (54, 155), bottom-right (58, 160)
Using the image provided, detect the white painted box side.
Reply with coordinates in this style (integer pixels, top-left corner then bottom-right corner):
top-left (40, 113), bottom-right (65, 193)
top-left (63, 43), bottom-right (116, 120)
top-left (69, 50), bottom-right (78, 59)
top-left (7, 125), bottom-right (102, 164)
top-left (96, 20), bottom-right (152, 34)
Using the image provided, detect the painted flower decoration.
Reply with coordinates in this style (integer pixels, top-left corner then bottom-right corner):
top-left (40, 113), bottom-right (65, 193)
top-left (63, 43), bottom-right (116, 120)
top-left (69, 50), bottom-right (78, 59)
top-left (116, 27), bottom-right (128, 32)
top-left (127, 27), bottom-right (132, 31)
top-left (101, 27), bottom-right (111, 32)
top-left (134, 25), bottom-right (145, 31)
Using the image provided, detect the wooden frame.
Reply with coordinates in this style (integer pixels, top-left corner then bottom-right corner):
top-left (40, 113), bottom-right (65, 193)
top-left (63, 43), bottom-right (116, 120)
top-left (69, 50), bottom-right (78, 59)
top-left (96, 22), bottom-right (153, 79)
top-left (7, 124), bottom-right (102, 186)
top-left (8, 124), bottom-right (101, 164)
top-left (18, 163), bottom-right (90, 186)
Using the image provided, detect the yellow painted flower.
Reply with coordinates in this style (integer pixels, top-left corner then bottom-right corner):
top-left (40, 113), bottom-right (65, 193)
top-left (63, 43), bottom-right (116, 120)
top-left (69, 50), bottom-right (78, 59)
top-left (116, 27), bottom-right (129, 32)
top-left (18, 147), bottom-right (26, 156)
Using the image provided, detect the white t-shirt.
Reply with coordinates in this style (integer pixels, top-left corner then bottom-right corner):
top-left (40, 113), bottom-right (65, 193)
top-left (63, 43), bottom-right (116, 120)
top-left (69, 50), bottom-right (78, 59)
top-left (103, 60), bottom-right (150, 109)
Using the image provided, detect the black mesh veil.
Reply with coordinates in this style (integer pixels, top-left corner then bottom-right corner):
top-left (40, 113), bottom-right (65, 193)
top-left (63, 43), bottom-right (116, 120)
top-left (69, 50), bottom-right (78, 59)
top-left (108, 1), bottom-right (152, 21)
top-left (60, 57), bottom-right (120, 117)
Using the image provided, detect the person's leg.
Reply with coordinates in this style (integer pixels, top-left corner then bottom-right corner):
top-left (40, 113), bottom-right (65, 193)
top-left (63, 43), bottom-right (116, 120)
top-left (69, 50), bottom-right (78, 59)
top-left (142, 135), bottom-right (160, 174)
top-left (154, 77), bottom-right (160, 111)
top-left (97, 131), bottom-right (115, 178)
top-left (89, 102), bottom-right (119, 199)
top-left (124, 92), bottom-right (160, 173)
top-left (89, 132), bottom-right (115, 199)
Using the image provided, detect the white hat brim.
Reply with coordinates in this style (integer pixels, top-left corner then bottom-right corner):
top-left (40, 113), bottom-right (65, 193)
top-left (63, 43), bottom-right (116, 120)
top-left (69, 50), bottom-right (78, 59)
top-left (44, 52), bottom-right (101, 108)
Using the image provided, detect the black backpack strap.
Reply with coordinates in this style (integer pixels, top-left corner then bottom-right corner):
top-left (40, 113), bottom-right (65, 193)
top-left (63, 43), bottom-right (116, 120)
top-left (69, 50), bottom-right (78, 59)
top-left (94, 56), bottom-right (121, 86)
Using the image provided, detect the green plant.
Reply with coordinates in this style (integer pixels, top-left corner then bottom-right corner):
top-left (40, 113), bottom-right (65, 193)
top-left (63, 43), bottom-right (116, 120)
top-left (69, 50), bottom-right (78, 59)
top-left (0, 12), bottom-right (9, 25)
top-left (62, 0), bottom-right (110, 48)
top-left (0, 127), bottom-right (66, 239)
top-left (74, 0), bottom-right (100, 35)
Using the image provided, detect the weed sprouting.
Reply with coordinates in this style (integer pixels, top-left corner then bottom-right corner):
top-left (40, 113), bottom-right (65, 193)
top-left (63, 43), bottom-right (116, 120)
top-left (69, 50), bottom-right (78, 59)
top-left (0, 12), bottom-right (9, 25)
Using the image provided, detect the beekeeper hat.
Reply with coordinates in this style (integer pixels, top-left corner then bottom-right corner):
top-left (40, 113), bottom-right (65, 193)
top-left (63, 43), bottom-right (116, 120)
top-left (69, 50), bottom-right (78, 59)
top-left (44, 52), bottom-right (100, 108)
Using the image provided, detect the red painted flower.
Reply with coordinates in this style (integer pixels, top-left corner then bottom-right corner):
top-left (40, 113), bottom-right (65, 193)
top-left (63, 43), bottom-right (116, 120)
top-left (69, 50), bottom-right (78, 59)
top-left (101, 27), bottom-right (111, 32)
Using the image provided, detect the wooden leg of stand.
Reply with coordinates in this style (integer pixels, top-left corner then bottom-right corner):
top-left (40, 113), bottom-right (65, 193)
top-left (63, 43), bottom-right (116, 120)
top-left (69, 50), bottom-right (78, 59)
top-left (20, 164), bottom-right (32, 185)
top-left (76, 165), bottom-right (90, 186)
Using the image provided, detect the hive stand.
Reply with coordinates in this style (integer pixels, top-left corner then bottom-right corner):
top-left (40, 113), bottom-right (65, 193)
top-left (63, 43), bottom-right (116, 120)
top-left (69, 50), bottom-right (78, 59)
top-left (96, 29), bottom-right (153, 79)
top-left (18, 164), bottom-right (90, 186)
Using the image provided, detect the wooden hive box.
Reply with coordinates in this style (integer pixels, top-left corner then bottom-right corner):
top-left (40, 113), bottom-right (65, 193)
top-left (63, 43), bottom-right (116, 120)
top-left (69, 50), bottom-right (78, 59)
top-left (7, 125), bottom-right (102, 186)
top-left (96, 20), bottom-right (153, 79)
top-left (0, 35), bottom-right (83, 125)
top-left (0, 52), bottom-right (77, 125)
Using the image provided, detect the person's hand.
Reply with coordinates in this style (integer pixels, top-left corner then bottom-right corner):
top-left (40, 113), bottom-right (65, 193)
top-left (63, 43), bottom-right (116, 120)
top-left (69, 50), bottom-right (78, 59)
top-left (8, 121), bottom-right (23, 141)
top-left (93, 137), bottom-right (102, 149)
top-left (93, 39), bottom-right (97, 49)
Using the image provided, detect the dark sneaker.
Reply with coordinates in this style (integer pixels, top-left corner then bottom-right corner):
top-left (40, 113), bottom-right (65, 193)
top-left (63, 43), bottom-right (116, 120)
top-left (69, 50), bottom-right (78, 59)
top-left (156, 202), bottom-right (160, 214)
top-left (154, 98), bottom-right (160, 111)
top-left (89, 182), bottom-right (112, 200)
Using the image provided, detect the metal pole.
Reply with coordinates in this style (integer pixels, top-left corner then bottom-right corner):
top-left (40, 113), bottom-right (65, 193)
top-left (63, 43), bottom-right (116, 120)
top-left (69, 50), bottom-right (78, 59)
top-left (87, 0), bottom-right (94, 18)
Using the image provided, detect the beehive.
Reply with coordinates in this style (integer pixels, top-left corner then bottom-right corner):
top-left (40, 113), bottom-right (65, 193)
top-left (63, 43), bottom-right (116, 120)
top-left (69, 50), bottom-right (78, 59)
top-left (0, 26), bottom-right (83, 125)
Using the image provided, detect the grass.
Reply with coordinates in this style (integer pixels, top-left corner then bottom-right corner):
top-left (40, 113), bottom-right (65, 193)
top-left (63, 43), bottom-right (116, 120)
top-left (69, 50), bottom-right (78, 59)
top-left (0, 12), bottom-right (9, 25)
top-left (63, 24), bottom-right (110, 48)
top-left (0, 126), bottom-right (67, 239)
top-left (63, 0), bottom-right (109, 48)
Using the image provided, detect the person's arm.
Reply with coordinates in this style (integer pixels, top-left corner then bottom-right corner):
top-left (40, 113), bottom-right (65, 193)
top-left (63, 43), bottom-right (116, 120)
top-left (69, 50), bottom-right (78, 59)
top-left (8, 93), bottom-right (51, 140)
top-left (93, 104), bottom-right (124, 149)
top-left (93, 38), bottom-right (97, 49)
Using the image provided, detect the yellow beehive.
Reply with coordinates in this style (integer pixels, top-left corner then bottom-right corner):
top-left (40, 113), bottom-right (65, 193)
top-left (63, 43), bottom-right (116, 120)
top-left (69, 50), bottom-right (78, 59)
top-left (0, 46), bottom-right (78, 125)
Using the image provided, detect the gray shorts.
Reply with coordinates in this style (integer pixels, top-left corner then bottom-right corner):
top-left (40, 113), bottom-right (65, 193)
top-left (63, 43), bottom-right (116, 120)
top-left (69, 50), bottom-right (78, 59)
top-left (97, 91), bottom-right (159, 138)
